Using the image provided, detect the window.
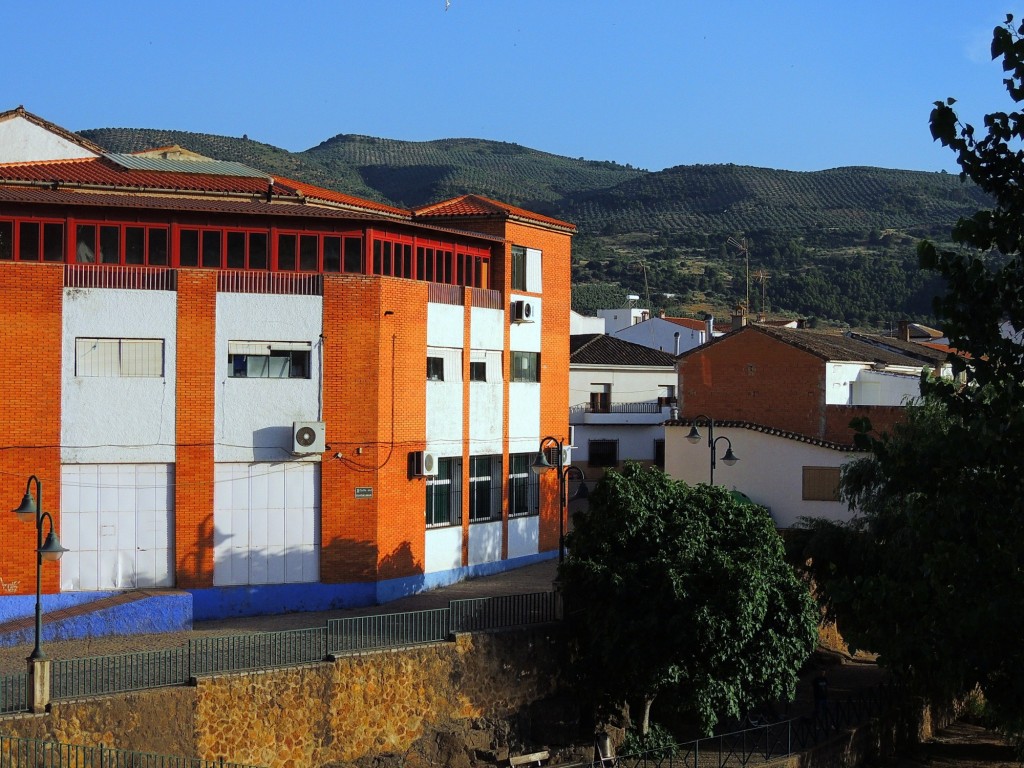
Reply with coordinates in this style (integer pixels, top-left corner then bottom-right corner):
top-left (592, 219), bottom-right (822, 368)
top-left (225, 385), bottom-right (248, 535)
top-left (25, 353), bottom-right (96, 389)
top-left (427, 356), bottom-right (445, 381)
top-left (589, 440), bottom-right (618, 468)
top-left (426, 458), bottom-right (462, 527)
top-left (12, 221), bottom-right (64, 262)
top-left (469, 455), bottom-right (502, 522)
top-left (228, 341), bottom-right (311, 379)
top-left (75, 338), bottom-right (164, 377)
top-left (654, 439), bottom-right (666, 469)
top-left (469, 361), bottom-right (487, 382)
top-left (511, 246), bottom-right (527, 291)
top-left (802, 466), bottom-right (841, 501)
top-left (511, 351), bottom-right (539, 382)
top-left (590, 385), bottom-right (611, 413)
top-left (509, 453), bottom-right (539, 518)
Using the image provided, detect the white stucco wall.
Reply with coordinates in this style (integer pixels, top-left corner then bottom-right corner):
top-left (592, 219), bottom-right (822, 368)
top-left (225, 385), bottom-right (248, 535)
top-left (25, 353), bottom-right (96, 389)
top-left (570, 311), bottom-right (606, 335)
top-left (0, 114), bottom-right (100, 163)
top-left (664, 425), bottom-right (864, 529)
top-left (468, 520), bottom-right (502, 565)
top-left (597, 307), bottom-right (649, 334)
top-left (215, 293), bottom-right (324, 462)
top-left (470, 306), bottom-right (503, 350)
top-left (614, 318), bottom-right (704, 354)
top-left (573, 424), bottom-right (664, 464)
top-left (62, 288), bottom-right (178, 464)
top-left (570, 364), bottom-right (676, 412)
top-left (469, 351), bottom-right (503, 454)
top-left (426, 347), bottom-right (464, 449)
top-left (507, 516), bottom-right (540, 559)
top-left (425, 526), bottom-right (463, 573)
top-left (826, 363), bottom-right (922, 405)
top-left (508, 383), bottom-right (540, 454)
top-left (427, 302), bottom-right (465, 348)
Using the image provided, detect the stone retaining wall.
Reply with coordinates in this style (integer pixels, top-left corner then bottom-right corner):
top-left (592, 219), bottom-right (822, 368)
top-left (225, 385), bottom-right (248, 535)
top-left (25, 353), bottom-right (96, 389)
top-left (0, 627), bottom-right (563, 768)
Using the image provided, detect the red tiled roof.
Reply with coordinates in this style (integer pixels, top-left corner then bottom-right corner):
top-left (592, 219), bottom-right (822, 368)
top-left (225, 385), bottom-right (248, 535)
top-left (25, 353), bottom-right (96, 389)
top-left (664, 316), bottom-right (705, 331)
top-left (271, 175), bottom-right (409, 217)
top-left (412, 194), bottom-right (575, 231)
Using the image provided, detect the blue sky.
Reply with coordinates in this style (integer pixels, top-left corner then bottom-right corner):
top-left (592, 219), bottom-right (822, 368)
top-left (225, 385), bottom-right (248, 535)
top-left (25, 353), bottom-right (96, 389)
top-left (4, 2), bottom-right (1018, 173)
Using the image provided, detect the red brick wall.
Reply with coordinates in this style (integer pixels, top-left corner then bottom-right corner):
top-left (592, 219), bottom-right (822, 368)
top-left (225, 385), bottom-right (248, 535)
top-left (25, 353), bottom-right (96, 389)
top-left (505, 221), bottom-right (572, 557)
top-left (679, 327), bottom-right (827, 438)
top-left (824, 405), bottom-right (905, 445)
top-left (0, 264), bottom-right (64, 596)
top-left (321, 275), bottom-right (429, 583)
top-left (175, 270), bottom-right (217, 588)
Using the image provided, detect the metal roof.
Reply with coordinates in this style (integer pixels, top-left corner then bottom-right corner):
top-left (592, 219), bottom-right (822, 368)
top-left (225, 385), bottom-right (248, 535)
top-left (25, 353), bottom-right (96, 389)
top-left (105, 153), bottom-right (271, 179)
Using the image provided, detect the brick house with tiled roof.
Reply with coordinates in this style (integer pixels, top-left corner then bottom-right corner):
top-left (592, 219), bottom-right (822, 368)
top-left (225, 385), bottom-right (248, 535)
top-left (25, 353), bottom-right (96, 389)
top-left (0, 108), bottom-right (575, 637)
top-left (664, 324), bottom-right (949, 528)
top-left (570, 334), bottom-right (678, 479)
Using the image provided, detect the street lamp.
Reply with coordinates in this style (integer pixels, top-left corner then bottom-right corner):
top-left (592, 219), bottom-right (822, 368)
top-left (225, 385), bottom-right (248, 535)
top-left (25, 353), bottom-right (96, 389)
top-left (11, 475), bottom-right (68, 661)
top-left (685, 414), bottom-right (739, 486)
top-left (531, 436), bottom-right (588, 563)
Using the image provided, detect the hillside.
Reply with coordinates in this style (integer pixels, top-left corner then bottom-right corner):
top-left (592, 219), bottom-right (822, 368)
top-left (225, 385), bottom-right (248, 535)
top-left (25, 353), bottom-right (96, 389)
top-left (80, 127), bottom-right (989, 328)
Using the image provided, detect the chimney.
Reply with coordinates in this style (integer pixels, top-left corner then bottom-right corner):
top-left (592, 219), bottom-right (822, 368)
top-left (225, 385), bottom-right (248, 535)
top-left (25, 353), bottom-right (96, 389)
top-left (674, 331), bottom-right (681, 356)
top-left (704, 313), bottom-right (715, 339)
top-left (731, 305), bottom-right (747, 332)
top-left (897, 320), bottom-right (911, 342)
top-left (659, 309), bottom-right (666, 319)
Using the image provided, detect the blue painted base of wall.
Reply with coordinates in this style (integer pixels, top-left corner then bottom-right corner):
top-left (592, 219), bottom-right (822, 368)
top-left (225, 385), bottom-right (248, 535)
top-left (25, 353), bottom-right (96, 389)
top-left (0, 552), bottom-right (557, 645)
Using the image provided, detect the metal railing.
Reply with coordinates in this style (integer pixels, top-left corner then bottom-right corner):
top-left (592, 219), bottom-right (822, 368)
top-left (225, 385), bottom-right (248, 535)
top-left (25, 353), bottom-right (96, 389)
top-left (579, 684), bottom-right (897, 768)
top-left (572, 401), bottom-right (668, 415)
top-left (427, 282), bottom-right (463, 306)
top-left (470, 287), bottom-right (502, 309)
top-left (0, 672), bottom-right (26, 715)
top-left (217, 270), bottom-right (322, 296)
top-left (0, 734), bottom-right (263, 768)
top-left (64, 264), bottom-right (177, 291)
top-left (0, 591), bottom-right (559, 713)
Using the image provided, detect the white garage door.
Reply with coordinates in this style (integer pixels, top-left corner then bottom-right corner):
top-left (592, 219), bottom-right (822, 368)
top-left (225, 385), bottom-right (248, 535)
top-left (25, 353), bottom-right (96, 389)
top-left (213, 462), bottom-right (320, 586)
top-left (60, 464), bottom-right (175, 591)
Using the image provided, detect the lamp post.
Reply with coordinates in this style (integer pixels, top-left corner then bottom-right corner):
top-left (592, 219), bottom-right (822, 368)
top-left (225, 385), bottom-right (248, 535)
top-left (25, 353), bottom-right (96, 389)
top-left (531, 436), bottom-right (588, 563)
top-left (12, 475), bottom-right (68, 662)
top-left (685, 415), bottom-right (739, 485)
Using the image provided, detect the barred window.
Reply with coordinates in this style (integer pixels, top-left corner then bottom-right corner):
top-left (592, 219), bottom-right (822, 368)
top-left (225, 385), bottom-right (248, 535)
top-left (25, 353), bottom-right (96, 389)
top-left (75, 338), bottom-right (164, 378)
top-left (427, 458), bottom-right (462, 527)
top-left (469, 455), bottom-right (502, 522)
top-left (508, 453), bottom-right (539, 518)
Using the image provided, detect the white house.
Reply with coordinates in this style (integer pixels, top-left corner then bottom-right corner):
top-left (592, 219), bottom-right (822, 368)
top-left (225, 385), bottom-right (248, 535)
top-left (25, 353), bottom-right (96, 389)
top-left (569, 334), bottom-right (678, 475)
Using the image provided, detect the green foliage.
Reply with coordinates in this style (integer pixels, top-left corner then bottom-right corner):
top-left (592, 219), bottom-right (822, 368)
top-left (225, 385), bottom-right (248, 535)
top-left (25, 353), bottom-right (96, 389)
top-left (559, 464), bottom-right (817, 736)
top-left (793, 14), bottom-right (1024, 740)
top-left (620, 722), bottom-right (676, 759)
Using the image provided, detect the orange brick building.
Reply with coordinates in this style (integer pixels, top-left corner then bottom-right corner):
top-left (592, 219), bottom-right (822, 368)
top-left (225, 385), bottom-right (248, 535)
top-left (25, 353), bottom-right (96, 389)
top-left (0, 108), bottom-right (573, 628)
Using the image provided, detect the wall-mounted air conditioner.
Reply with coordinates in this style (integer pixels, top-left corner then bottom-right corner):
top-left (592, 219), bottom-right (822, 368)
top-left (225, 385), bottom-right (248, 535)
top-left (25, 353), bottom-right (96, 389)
top-left (411, 450), bottom-right (440, 477)
top-left (511, 300), bottom-right (535, 323)
top-left (292, 421), bottom-right (326, 454)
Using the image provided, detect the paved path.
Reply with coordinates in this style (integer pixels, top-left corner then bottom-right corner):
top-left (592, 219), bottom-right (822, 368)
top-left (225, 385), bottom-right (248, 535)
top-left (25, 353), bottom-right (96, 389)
top-left (0, 559), bottom-right (560, 676)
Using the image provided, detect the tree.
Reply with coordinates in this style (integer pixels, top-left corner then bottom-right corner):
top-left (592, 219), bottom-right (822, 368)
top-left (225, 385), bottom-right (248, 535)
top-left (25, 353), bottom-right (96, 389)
top-left (792, 14), bottom-right (1024, 738)
top-left (558, 464), bottom-right (817, 738)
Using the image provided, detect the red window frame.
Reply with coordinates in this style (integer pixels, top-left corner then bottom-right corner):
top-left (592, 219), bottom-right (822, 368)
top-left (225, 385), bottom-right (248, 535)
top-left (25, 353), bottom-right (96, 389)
top-left (0, 218), bottom-right (65, 262)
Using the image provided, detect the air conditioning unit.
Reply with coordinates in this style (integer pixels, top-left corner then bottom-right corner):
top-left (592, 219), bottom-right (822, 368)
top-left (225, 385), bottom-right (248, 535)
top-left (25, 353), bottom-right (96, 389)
top-left (511, 300), bottom-right (534, 323)
top-left (561, 445), bottom-right (572, 466)
top-left (292, 421), bottom-right (326, 454)
top-left (412, 450), bottom-right (440, 477)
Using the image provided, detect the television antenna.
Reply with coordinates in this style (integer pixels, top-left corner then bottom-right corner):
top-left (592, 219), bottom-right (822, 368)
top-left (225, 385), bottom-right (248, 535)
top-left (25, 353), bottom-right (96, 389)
top-left (726, 236), bottom-right (749, 312)
top-left (753, 269), bottom-right (770, 314)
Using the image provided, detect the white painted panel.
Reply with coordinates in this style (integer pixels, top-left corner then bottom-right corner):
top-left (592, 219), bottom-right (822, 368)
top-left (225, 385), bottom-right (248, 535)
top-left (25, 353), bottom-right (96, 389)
top-left (468, 521), bottom-right (503, 566)
top-left (508, 383), bottom-right (541, 447)
top-left (213, 462), bottom-right (320, 586)
top-left (425, 526), bottom-right (463, 574)
top-left (427, 302), bottom-right (465, 348)
top-left (525, 248), bottom-right (543, 293)
top-left (509, 295), bottom-right (542, 353)
top-left (215, 293), bottom-right (324, 463)
top-left (507, 516), bottom-right (540, 559)
top-left (470, 307), bottom-right (504, 350)
top-left (62, 289), bottom-right (177, 465)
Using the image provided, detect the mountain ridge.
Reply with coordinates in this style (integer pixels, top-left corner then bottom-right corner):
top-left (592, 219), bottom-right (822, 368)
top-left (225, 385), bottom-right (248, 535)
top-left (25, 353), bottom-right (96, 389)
top-left (79, 126), bottom-right (987, 328)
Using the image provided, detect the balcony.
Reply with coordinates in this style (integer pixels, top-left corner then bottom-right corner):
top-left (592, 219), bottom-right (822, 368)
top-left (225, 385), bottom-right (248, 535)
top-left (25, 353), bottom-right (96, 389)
top-left (570, 400), bottom-right (674, 425)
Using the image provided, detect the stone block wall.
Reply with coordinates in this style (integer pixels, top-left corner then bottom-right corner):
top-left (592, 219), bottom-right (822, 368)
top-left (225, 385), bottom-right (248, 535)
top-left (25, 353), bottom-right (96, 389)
top-left (0, 628), bottom-right (563, 768)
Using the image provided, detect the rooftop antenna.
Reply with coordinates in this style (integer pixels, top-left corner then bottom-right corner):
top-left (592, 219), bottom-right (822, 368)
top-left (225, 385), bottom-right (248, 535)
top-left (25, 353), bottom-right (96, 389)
top-left (727, 236), bottom-right (749, 313)
top-left (630, 259), bottom-right (652, 313)
top-left (754, 268), bottom-right (770, 316)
